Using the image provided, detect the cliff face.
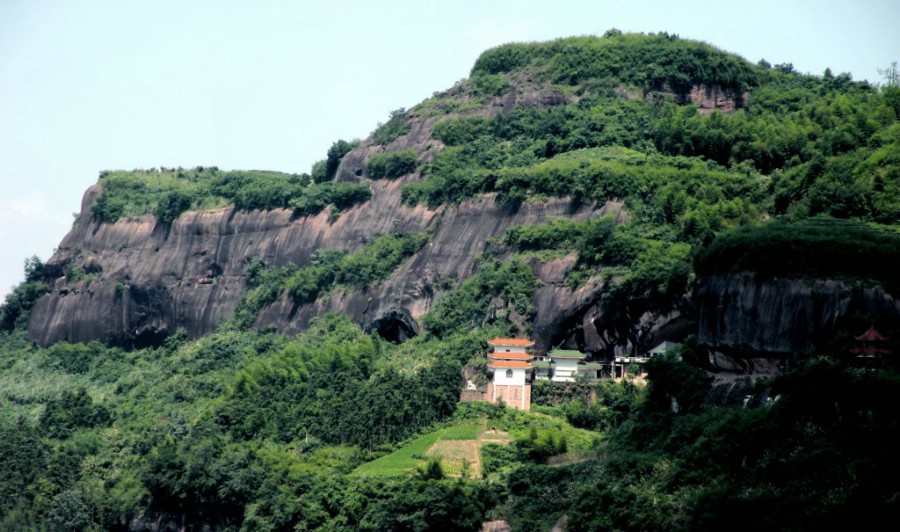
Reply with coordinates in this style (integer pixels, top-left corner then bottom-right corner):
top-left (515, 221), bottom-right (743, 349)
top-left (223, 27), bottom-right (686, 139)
top-left (27, 174), bottom-right (612, 349)
top-left (26, 78), bottom-right (623, 350)
top-left (695, 272), bottom-right (900, 371)
top-left (22, 52), bottom-right (894, 360)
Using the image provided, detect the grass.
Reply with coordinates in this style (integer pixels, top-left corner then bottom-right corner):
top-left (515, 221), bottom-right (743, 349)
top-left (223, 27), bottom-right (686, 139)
top-left (353, 408), bottom-right (603, 478)
top-left (354, 430), bottom-right (445, 476)
top-left (353, 422), bottom-right (485, 477)
top-left (441, 423), bottom-right (479, 440)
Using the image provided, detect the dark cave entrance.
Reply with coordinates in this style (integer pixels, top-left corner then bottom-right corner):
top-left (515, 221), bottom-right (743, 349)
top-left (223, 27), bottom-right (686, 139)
top-left (368, 312), bottom-right (419, 344)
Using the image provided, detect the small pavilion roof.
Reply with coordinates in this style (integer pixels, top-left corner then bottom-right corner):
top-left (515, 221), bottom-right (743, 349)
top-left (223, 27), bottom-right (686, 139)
top-left (856, 326), bottom-right (889, 342)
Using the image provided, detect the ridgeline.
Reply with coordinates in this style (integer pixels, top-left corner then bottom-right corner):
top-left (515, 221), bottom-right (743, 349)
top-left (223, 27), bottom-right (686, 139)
top-left (2, 32), bottom-right (899, 530)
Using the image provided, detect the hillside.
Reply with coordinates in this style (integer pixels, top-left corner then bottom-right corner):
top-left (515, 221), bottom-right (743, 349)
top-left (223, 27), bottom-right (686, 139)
top-left (8, 32), bottom-right (898, 362)
top-left (2, 31), bottom-right (900, 530)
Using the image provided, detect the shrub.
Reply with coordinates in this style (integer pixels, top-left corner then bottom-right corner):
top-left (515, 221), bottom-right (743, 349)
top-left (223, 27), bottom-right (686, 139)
top-left (366, 149), bottom-right (419, 179)
top-left (694, 219), bottom-right (900, 290)
top-left (372, 108), bottom-right (411, 145)
top-left (289, 182), bottom-right (372, 217)
top-left (40, 388), bottom-right (111, 439)
top-left (155, 190), bottom-right (192, 223)
top-left (325, 139), bottom-right (358, 181)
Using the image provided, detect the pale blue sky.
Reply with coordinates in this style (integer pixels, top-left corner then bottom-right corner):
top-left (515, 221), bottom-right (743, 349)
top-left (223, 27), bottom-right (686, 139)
top-left (2, 0), bottom-right (898, 300)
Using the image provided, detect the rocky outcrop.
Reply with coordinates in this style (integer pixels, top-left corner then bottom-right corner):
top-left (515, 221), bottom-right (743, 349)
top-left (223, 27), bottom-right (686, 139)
top-left (695, 272), bottom-right (900, 371)
top-left (27, 168), bottom-right (613, 348)
top-left (688, 84), bottom-right (748, 114)
top-left (24, 77), bottom-right (615, 350)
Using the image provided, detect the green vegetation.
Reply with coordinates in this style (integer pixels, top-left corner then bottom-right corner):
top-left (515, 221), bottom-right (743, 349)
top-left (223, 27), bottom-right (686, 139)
top-left (91, 166), bottom-right (372, 223)
top-left (288, 181), bottom-right (372, 217)
top-left (3, 32), bottom-right (899, 530)
top-left (471, 32), bottom-right (757, 93)
top-left (695, 219), bottom-right (900, 289)
top-left (354, 430), bottom-right (447, 476)
top-left (440, 423), bottom-right (478, 440)
top-left (372, 108), bottom-right (411, 145)
top-left (402, 34), bottom-right (899, 337)
top-left (228, 230), bottom-right (433, 330)
top-left (0, 256), bottom-right (47, 332)
top-left (325, 139), bottom-right (359, 181)
top-left (365, 148), bottom-right (418, 179)
top-left (422, 257), bottom-right (540, 338)
top-left (3, 301), bottom-right (899, 529)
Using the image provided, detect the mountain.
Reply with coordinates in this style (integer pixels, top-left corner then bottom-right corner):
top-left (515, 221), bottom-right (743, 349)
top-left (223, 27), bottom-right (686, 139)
top-left (3, 31), bottom-right (900, 531)
top-left (17, 32), bottom-right (899, 367)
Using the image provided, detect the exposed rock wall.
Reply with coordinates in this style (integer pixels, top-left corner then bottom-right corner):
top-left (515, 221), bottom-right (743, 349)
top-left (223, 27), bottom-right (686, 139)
top-left (25, 80), bottom-right (610, 349)
top-left (27, 174), bottom-right (606, 348)
top-left (695, 272), bottom-right (900, 366)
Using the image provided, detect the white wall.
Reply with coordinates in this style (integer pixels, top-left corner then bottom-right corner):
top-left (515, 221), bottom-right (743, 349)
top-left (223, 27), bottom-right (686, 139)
top-left (492, 345), bottom-right (529, 354)
top-left (493, 366), bottom-right (527, 386)
top-left (552, 359), bottom-right (580, 382)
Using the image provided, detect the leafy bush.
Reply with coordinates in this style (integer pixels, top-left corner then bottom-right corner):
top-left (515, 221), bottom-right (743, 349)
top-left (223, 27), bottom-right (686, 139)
top-left (229, 231), bottom-right (432, 329)
top-left (471, 73), bottom-right (511, 98)
top-left (372, 108), bottom-right (411, 145)
top-left (694, 219), bottom-right (900, 289)
top-left (366, 149), bottom-right (418, 179)
top-left (471, 32), bottom-right (757, 93)
top-left (288, 182), bottom-right (372, 217)
top-left (40, 388), bottom-right (110, 439)
top-left (432, 116), bottom-right (491, 146)
top-left (325, 139), bottom-right (358, 181)
top-left (91, 167), bottom-right (313, 222)
top-left (336, 231), bottom-right (431, 289)
top-left (154, 190), bottom-right (192, 223)
top-left (423, 258), bottom-right (539, 338)
top-left (0, 281), bottom-right (46, 331)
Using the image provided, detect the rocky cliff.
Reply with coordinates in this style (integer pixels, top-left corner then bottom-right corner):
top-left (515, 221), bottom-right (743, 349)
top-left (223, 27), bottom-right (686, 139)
top-left (695, 272), bottom-right (900, 371)
top-left (30, 175), bottom-right (618, 350)
top-left (26, 73), bottom-right (638, 351)
top-left (23, 33), bottom-right (899, 365)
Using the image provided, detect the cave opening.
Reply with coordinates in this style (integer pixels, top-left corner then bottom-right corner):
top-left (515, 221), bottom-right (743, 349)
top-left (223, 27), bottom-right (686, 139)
top-left (368, 313), bottom-right (418, 344)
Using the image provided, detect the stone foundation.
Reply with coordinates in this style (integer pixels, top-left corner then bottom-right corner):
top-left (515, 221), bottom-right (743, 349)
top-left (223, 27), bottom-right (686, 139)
top-left (487, 382), bottom-right (531, 411)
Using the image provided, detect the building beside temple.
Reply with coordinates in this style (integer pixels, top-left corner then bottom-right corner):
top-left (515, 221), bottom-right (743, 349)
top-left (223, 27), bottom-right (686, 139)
top-left (532, 348), bottom-right (606, 382)
top-left (612, 341), bottom-right (682, 379)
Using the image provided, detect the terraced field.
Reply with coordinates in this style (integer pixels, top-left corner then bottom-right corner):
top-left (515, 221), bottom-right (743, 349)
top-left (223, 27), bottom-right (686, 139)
top-left (354, 419), bottom-right (510, 477)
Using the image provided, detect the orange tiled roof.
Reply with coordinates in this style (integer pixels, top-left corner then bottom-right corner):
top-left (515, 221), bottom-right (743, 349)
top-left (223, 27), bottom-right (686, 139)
top-left (488, 352), bottom-right (532, 360)
top-left (487, 337), bottom-right (535, 347)
top-left (488, 360), bottom-right (534, 369)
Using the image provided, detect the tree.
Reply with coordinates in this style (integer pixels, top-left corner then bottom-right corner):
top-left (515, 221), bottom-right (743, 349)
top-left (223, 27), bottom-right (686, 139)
top-left (878, 61), bottom-right (899, 88)
top-left (155, 190), bottom-right (192, 224)
top-left (325, 139), bottom-right (357, 181)
top-left (24, 256), bottom-right (44, 283)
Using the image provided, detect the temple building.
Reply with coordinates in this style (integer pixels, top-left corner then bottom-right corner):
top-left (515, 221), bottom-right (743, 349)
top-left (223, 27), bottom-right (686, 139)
top-left (849, 325), bottom-right (893, 366)
top-left (486, 337), bottom-right (534, 411)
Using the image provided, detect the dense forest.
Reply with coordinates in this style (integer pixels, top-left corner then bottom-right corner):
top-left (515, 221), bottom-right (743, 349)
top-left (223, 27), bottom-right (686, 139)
top-left (2, 31), bottom-right (900, 530)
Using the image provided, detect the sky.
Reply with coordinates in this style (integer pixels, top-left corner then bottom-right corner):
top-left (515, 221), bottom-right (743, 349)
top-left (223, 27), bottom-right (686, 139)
top-left (1, 0), bottom-right (898, 302)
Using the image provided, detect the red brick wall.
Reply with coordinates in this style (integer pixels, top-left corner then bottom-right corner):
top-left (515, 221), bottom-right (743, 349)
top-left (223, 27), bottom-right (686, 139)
top-left (460, 382), bottom-right (532, 411)
top-left (459, 389), bottom-right (489, 402)
top-left (491, 383), bottom-right (531, 411)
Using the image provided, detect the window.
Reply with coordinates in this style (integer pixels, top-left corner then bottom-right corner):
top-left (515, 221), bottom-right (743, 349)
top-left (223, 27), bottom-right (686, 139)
top-left (505, 369), bottom-right (513, 378)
